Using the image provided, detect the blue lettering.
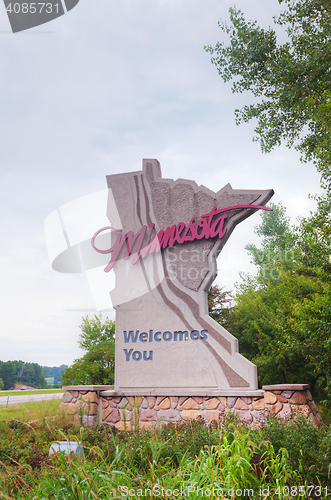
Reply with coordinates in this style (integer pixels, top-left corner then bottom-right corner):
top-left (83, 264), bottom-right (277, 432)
top-left (163, 331), bottom-right (172, 341)
top-left (200, 329), bottom-right (208, 340)
top-left (132, 350), bottom-right (142, 361)
top-left (154, 331), bottom-right (161, 342)
top-left (123, 330), bottom-right (139, 343)
top-left (139, 332), bottom-right (148, 342)
top-left (143, 350), bottom-right (153, 360)
top-left (124, 329), bottom-right (207, 344)
top-left (124, 349), bottom-right (133, 361)
top-left (174, 331), bottom-right (189, 341)
top-left (190, 330), bottom-right (199, 340)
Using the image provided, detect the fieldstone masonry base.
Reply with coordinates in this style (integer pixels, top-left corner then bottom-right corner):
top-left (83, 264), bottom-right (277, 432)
top-left (60, 384), bottom-right (323, 429)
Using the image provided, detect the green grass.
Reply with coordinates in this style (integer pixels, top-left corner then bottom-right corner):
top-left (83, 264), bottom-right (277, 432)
top-left (0, 414), bottom-right (330, 499)
top-left (0, 389), bottom-right (63, 397)
top-left (0, 399), bottom-right (61, 422)
top-left (0, 403), bottom-right (330, 499)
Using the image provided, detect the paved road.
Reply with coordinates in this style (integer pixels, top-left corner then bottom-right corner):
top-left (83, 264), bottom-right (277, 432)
top-left (0, 393), bottom-right (63, 407)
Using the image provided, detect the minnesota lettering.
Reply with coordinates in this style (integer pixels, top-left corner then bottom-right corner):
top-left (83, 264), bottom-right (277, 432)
top-left (91, 204), bottom-right (271, 272)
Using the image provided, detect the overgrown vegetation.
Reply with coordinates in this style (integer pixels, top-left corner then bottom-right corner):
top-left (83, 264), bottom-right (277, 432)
top-left (213, 195), bottom-right (331, 407)
top-left (0, 406), bottom-right (330, 499)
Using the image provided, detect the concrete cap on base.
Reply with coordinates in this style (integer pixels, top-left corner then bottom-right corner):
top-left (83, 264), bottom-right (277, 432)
top-left (262, 384), bottom-right (309, 391)
top-left (99, 389), bottom-right (265, 397)
top-left (62, 385), bottom-right (114, 391)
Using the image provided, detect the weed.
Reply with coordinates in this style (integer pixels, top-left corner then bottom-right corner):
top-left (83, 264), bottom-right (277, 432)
top-left (0, 411), bottom-right (330, 499)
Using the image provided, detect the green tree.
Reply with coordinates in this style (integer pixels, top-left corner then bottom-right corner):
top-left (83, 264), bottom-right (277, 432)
top-left (44, 365), bottom-right (68, 387)
top-left (205, 0), bottom-right (331, 185)
top-left (238, 203), bottom-right (296, 291)
top-left (223, 197), bottom-right (331, 398)
top-left (61, 315), bottom-right (115, 386)
top-left (225, 271), bottom-right (321, 390)
top-left (13, 361), bottom-right (48, 389)
top-left (0, 378), bottom-right (4, 391)
top-left (0, 361), bottom-right (17, 390)
top-left (208, 285), bottom-right (232, 323)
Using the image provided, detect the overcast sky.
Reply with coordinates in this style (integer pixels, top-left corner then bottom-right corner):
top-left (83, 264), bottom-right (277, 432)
top-left (0, 0), bottom-right (323, 367)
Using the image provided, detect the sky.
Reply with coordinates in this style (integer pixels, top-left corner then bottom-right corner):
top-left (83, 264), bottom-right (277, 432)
top-left (0, 0), bottom-right (323, 367)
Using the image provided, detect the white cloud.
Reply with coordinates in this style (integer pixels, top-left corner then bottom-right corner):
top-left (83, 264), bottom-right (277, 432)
top-left (0, 0), bottom-right (322, 365)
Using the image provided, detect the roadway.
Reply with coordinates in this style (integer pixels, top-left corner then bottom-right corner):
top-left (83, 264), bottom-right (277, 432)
top-left (0, 392), bottom-right (63, 407)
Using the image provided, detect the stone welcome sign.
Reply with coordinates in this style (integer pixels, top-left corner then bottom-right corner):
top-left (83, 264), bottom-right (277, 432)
top-left (47, 159), bottom-right (324, 426)
top-left (88, 159), bottom-right (273, 395)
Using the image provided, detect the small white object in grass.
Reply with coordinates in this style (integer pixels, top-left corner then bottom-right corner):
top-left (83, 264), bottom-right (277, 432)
top-left (48, 441), bottom-right (83, 457)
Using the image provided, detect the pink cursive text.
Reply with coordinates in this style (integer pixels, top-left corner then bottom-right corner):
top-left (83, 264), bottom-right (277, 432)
top-left (91, 205), bottom-right (271, 272)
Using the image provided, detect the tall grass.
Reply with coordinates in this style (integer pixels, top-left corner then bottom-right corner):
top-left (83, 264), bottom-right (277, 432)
top-left (0, 413), bottom-right (330, 499)
top-left (0, 400), bottom-right (63, 422)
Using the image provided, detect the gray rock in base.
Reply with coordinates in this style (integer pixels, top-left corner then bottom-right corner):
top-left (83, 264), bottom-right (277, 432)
top-left (141, 397), bottom-right (148, 409)
top-left (281, 390), bottom-right (294, 400)
top-left (217, 403), bottom-right (226, 414)
top-left (157, 409), bottom-right (181, 422)
top-left (227, 397), bottom-right (238, 408)
top-left (251, 410), bottom-right (266, 426)
top-left (82, 415), bottom-right (97, 426)
top-left (140, 408), bottom-right (158, 422)
top-left (62, 391), bottom-right (73, 403)
top-left (118, 397), bottom-right (129, 409)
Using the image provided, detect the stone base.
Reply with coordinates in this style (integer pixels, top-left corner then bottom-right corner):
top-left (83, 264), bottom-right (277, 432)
top-left (60, 384), bottom-right (323, 429)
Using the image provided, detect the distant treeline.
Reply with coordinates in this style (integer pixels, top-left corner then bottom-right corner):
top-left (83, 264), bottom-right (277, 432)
top-left (0, 361), bottom-right (68, 390)
top-left (43, 365), bottom-right (68, 386)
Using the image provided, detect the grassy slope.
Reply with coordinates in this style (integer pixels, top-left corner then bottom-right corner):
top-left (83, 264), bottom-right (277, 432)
top-left (0, 399), bottom-right (61, 421)
top-left (0, 389), bottom-right (64, 397)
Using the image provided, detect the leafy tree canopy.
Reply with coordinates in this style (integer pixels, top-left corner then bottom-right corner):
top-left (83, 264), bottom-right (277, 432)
top-left (44, 365), bottom-right (68, 386)
top-left (208, 285), bottom-right (232, 324)
top-left (61, 315), bottom-right (115, 386)
top-left (0, 361), bottom-right (17, 390)
top-left (0, 360), bottom-right (48, 390)
top-left (223, 197), bottom-right (331, 400)
top-left (238, 202), bottom-right (295, 291)
top-left (205, 0), bottom-right (331, 186)
top-left (13, 360), bottom-right (48, 389)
